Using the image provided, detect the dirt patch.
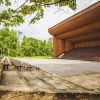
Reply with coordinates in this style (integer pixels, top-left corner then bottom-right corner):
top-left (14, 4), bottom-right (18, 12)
top-left (0, 91), bottom-right (100, 100)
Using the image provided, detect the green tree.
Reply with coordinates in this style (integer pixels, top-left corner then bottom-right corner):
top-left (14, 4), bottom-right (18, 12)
top-left (21, 36), bottom-right (53, 57)
top-left (0, 28), bottom-right (18, 56)
top-left (0, 28), bottom-right (53, 57)
top-left (0, 0), bottom-right (76, 26)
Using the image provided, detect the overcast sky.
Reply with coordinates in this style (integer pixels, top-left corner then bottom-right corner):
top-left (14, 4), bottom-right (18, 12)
top-left (0, 0), bottom-right (99, 40)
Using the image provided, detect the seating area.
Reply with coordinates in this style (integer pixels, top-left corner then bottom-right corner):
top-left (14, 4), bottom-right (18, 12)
top-left (3, 58), bottom-right (9, 70)
top-left (10, 59), bottom-right (23, 71)
top-left (0, 56), bottom-right (3, 60)
top-left (22, 62), bottom-right (40, 71)
top-left (61, 46), bottom-right (100, 61)
top-left (0, 57), bottom-right (3, 81)
top-left (10, 58), bottom-right (40, 71)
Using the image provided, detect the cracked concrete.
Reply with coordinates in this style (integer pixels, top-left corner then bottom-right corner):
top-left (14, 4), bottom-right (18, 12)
top-left (0, 58), bottom-right (100, 100)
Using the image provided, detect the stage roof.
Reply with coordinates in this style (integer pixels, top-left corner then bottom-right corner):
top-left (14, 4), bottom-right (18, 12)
top-left (48, 1), bottom-right (100, 42)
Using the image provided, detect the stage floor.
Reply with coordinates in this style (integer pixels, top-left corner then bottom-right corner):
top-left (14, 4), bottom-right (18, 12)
top-left (18, 59), bottom-right (100, 77)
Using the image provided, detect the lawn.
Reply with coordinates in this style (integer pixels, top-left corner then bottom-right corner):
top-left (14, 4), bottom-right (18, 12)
top-left (12, 56), bottom-right (53, 59)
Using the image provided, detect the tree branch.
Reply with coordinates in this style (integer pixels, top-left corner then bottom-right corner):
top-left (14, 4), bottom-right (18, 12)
top-left (54, 7), bottom-right (69, 14)
top-left (14, 0), bottom-right (29, 12)
top-left (35, 0), bottom-right (67, 6)
top-left (14, 0), bottom-right (67, 12)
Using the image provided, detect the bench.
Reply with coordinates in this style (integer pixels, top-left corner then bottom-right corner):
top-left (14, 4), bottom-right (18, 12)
top-left (10, 59), bottom-right (22, 71)
top-left (3, 58), bottom-right (9, 70)
top-left (36, 67), bottom-right (40, 71)
top-left (16, 64), bottom-right (22, 71)
top-left (22, 62), bottom-right (40, 71)
top-left (0, 61), bottom-right (3, 81)
top-left (10, 58), bottom-right (41, 71)
top-left (23, 62), bottom-right (33, 71)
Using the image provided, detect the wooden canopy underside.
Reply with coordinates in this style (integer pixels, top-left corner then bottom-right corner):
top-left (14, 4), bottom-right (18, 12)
top-left (48, 2), bottom-right (100, 43)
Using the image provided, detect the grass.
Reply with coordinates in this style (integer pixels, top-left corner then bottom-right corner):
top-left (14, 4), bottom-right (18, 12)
top-left (12, 56), bottom-right (53, 59)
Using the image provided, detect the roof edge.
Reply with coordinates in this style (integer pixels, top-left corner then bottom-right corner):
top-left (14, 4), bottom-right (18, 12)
top-left (48, 1), bottom-right (100, 34)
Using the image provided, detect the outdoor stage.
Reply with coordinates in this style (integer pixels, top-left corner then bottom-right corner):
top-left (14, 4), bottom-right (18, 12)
top-left (0, 58), bottom-right (100, 100)
top-left (18, 59), bottom-right (100, 76)
top-left (18, 58), bottom-right (100, 91)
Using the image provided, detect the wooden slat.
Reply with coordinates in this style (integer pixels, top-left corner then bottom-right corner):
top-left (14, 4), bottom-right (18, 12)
top-left (57, 22), bottom-right (100, 39)
top-left (68, 32), bottom-right (100, 42)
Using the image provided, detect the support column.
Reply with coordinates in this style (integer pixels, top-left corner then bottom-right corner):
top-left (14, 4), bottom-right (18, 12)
top-left (53, 36), bottom-right (65, 58)
top-left (65, 40), bottom-right (73, 51)
top-left (53, 36), bottom-right (58, 58)
top-left (57, 39), bottom-right (65, 56)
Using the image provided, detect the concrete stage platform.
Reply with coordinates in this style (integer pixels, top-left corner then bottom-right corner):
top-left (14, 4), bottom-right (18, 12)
top-left (0, 58), bottom-right (100, 100)
top-left (18, 59), bottom-right (100, 77)
top-left (17, 59), bottom-right (100, 92)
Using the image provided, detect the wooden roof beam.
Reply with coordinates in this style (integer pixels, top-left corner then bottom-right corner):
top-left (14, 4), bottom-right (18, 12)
top-left (57, 21), bottom-right (100, 39)
top-left (68, 32), bottom-right (100, 42)
top-left (48, 2), bottom-right (100, 35)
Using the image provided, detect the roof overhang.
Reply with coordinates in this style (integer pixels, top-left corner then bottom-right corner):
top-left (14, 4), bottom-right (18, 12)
top-left (48, 1), bottom-right (100, 41)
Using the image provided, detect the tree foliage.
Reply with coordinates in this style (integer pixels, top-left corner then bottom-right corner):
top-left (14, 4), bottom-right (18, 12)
top-left (0, 28), bottom-right (53, 57)
top-left (21, 36), bottom-right (53, 57)
top-left (0, 28), bottom-right (18, 56)
top-left (0, 0), bottom-right (76, 26)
